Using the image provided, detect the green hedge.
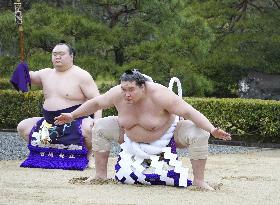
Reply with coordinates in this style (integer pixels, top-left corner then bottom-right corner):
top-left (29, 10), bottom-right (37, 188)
top-left (0, 78), bottom-right (13, 90)
top-left (0, 56), bottom-right (18, 77)
top-left (0, 90), bottom-right (279, 143)
top-left (186, 97), bottom-right (280, 144)
top-left (0, 90), bottom-right (43, 129)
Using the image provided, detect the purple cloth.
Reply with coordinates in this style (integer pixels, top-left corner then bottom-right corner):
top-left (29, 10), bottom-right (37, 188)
top-left (21, 104), bottom-right (91, 170)
top-left (10, 62), bottom-right (31, 92)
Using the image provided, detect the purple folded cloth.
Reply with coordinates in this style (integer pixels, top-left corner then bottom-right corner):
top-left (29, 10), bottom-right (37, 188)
top-left (10, 62), bottom-right (31, 92)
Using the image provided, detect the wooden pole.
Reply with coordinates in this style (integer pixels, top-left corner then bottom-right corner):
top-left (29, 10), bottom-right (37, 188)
top-left (14, 0), bottom-right (24, 62)
top-left (19, 25), bottom-right (24, 62)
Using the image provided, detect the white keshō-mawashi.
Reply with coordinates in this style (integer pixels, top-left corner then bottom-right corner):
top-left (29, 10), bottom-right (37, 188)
top-left (116, 76), bottom-right (189, 187)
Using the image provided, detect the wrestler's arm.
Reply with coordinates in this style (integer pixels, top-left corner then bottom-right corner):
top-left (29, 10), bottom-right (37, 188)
top-left (54, 86), bottom-right (118, 125)
top-left (154, 85), bottom-right (231, 140)
top-left (79, 70), bottom-right (102, 119)
top-left (29, 68), bottom-right (49, 86)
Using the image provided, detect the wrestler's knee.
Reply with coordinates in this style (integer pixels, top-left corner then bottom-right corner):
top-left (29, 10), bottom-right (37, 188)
top-left (17, 120), bottom-right (26, 137)
top-left (93, 116), bottom-right (120, 140)
top-left (17, 117), bottom-right (42, 141)
top-left (92, 123), bottom-right (111, 152)
top-left (92, 116), bottom-right (119, 152)
top-left (93, 118), bottom-right (106, 134)
top-left (175, 120), bottom-right (210, 160)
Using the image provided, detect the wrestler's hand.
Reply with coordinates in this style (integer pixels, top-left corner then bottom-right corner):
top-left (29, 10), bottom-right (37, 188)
top-left (54, 113), bottom-right (74, 125)
top-left (211, 128), bottom-right (231, 141)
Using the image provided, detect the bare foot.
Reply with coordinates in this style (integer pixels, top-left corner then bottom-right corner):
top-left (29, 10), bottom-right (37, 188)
top-left (192, 181), bottom-right (214, 191)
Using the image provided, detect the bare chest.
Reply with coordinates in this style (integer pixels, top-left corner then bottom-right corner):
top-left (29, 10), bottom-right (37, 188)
top-left (117, 101), bottom-right (168, 131)
top-left (41, 73), bottom-right (84, 100)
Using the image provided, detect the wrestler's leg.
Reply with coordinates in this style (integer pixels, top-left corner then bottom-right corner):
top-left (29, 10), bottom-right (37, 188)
top-left (17, 117), bottom-right (43, 141)
top-left (174, 120), bottom-right (213, 190)
top-left (81, 117), bottom-right (95, 168)
top-left (92, 116), bottom-right (123, 179)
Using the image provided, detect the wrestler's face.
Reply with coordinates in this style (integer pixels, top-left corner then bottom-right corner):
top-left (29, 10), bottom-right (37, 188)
top-left (52, 44), bottom-right (73, 71)
top-left (121, 81), bottom-right (144, 104)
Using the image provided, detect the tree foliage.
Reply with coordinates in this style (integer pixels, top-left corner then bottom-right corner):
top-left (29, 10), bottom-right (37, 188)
top-left (0, 0), bottom-right (279, 97)
top-left (187, 0), bottom-right (280, 96)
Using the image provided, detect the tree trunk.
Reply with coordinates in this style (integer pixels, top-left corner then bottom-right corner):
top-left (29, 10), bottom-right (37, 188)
top-left (114, 46), bottom-right (124, 66)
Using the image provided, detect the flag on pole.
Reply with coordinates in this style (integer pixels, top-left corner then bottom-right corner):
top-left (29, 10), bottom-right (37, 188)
top-left (10, 0), bottom-right (31, 92)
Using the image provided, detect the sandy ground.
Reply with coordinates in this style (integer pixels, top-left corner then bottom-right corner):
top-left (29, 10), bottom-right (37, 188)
top-left (0, 149), bottom-right (279, 205)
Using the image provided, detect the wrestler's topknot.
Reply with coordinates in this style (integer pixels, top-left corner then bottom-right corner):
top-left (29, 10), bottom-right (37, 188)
top-left (120, 69), bottom-right (148, 87)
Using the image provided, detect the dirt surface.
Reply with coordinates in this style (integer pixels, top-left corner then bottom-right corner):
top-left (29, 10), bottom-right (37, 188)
top-left (0, 149), bottom-right (279, 205)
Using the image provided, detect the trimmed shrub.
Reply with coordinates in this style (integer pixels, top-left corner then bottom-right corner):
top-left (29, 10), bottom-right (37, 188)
top-left (186, 97), bottom-right (280, 143)
top-left (0, 90), bottom-right (43, 129)
top-left (0, 78), bottom-right (13, 90)
top-left (0, 56), bottom-right (19, 77)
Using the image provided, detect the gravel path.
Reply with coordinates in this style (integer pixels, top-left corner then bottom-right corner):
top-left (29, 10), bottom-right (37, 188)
top-left (0, 131), bottom-right (263, 160)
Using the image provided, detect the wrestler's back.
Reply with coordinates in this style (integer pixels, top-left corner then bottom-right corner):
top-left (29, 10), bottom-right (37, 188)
top-left (41, 66), bottom-right (87, 111)
top-left (116, 83), bottom-right (175, 143)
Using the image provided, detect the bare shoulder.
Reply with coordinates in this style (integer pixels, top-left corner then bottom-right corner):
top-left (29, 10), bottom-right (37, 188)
top-left (147, 82), bottom-right (179, 107)
top-left (72, 65), bottom-right (93, 80)
top-left (107, 85), bottom-right (122, 97)
top-left (73, 65), bottom-right (91, 76)
top-left (103, 85), bottom-right (122, 102)
top-left (147, 82), bottom-right (171, 98)
top-left (37, 67), bottom-right (52, 73)
top-left (31, 67), bottom-right (52, 77)
top-left (29, 68), bottom-right (52, 85)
